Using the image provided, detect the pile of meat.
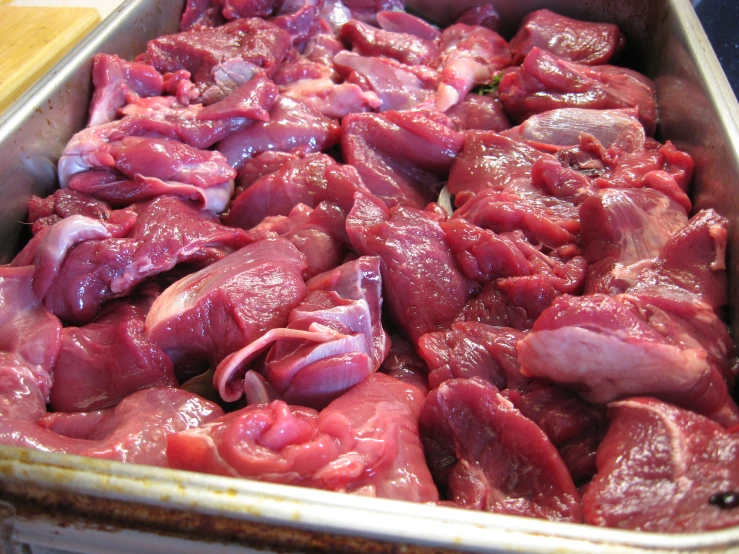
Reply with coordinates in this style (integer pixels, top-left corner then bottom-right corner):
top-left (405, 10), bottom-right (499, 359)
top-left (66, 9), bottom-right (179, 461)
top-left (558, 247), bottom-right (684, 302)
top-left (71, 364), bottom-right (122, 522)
top-left (1, 0), bottom-right (738, 534)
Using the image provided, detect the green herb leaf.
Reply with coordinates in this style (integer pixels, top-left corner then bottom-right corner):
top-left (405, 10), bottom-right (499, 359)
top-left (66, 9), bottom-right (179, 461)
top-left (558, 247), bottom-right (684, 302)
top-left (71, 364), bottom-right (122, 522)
top-left (475, 71), bottom-right (504, 95)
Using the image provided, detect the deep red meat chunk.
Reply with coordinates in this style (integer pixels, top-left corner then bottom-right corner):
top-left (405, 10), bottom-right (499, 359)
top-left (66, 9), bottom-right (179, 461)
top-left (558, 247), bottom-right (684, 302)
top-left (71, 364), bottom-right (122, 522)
top-left (509, 9), bottom-right (625, 65)
top-left (583, 398), bottom-right (739, 532)
top-left (419, 378), bottom-right (582, 522)
top-left (340, 19), bottom-right (439, 66)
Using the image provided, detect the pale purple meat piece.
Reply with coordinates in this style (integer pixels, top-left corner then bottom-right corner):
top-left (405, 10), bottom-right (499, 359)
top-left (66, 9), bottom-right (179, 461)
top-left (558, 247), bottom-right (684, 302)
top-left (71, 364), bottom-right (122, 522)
top-left (27, 190), bottom-right (113, 234)
top-left (319, 0), bottom-right (352, 32)
top-left (517, 293), bottom-right (739, 426)
top-left (169, 373), bottom-right (439, 503)
top-left (226, 153), bottom-right (368, 229)
top-left (436, 24), bottom-right (511, 111)
top-left (0, 266), bottom-right (62, 422)
top-left (340, 19), bottom-right (439, 66)
top-left (376, 10), bottom-right (440, 41)
top-left (270, 0), bottom-right (324, 45)
top-left (139, 18), bottom-right (291, 103)
top-left (180, 0), bottom-right (227, 29)
top-left (88, 54), bottom-right (164, 126)
top-left (583, 398), bottom-right (739, 532)
top-left (233, 151), bottom-right (298, 196)
top-left (49, 293), bottom-right (176, 412)
top-left (419, 378), bottom-right (582, 522)
top-left (217, 95), bottom-right (342, 169)
top-left (0, 388), bottom-right (223, 468)
top-left (341, 0), bottom-right (404, 25)
top-left (145, 238), bottom-right (307, 373)
top-left (42, 196), bottom-right (249, 325)
top-left (445, 93), bottom-right (510, 132)
top-left (509, 9), bottom-right (625, 66)
top-left (214, 257), bottom-right (388, 408)
top-left (342, 110), bottom-right (464, 208)
top-left (499, 48), bottom-right (658, 135)
top-left (333, 51), bottom-right (439, 112)
top-left (346, 192), bottom-right (476, 345)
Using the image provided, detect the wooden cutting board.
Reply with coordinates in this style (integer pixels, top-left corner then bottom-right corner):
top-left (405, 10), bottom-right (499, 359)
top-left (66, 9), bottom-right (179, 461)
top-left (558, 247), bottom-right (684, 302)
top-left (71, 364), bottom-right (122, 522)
top-left (0, 5), bottom-right (100, 113)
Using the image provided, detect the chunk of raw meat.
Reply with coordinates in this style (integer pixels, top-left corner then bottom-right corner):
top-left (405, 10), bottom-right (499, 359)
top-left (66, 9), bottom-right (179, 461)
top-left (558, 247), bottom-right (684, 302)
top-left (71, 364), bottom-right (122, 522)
top-left (447, 131), bottom-right (547, 197)
top-left (27, 190), bottom-right (115, 235)
top-left (583, 397), bottom-right (739, 532)
top-left (49, 293), bottom-right (176, 412)
top-left (445, 93), bottom-right (509, 132)
top-left (376, 10), bottom-right (440, 41)
top-left (214, 256), bottom-right (388, 408)
top-left (242, 203), bottom-right (347, 278)
top-left (145, 238), bottom-right (307, 373)
top-left (88, 54), bottom-right (164, 126)
top-left (380, 335), bottom-right (430, 395)
top-left (346, 192), bottom-right (475, 344)
top-left (0, 388), bottom-right (223, 468)
top-left (530, 156), bottom-right (598, 204)
top-left (499, 48), bottom-right (657, 135)
top-left (340, 19), bottom-right (439, 66)
top-left (168, 373), bottom-right (439, 502)
top-left (42, 196), bottom-right (249, 325)
top-left (319, 0), bottom-right (352, 32)
top-left (139, 18), bottom-right (291, 102)
top-left (627, 209), bottom-right (729, 310)
top-left (270, 0), bottom-right (325, 45)
top-left (342, 110), bottom-right (464, 208)
top-left (454, 5), bottom-right (500, 31)
top-left (503, 108), bottom-right (644, 151)
top-left (454, 280), bottom-right (549, 331)
top-left (64, 136), bottom-right (236, 212)
top-left (226, 153), bottom-right (368, 229)
top-left (509, 9), bottom-right (624, 65)
top-left (442, 219), bottom-right (586, 294)
top-left (436, 24), bottom-right (511, 111)
top-left (517, 294), bottom-right (738, 426)
top-left (452, 188), bottom-right (580, 250)
top-left (0, 266), bottom-right (62, 421)
top-left (419, 378), bottom-right (582, 522)
top-left (217, 95), bottom-right (341, 169)
top-left (580, 188), bottom-right (688, 265)
top-left (418, 322), bottom-right (524, 390)
top-left (180, 0), bottom-right (227, 29)
top-left (333, 51), bottom-right (439, 112)
top-left (233, 151), bottom-right (298, 196)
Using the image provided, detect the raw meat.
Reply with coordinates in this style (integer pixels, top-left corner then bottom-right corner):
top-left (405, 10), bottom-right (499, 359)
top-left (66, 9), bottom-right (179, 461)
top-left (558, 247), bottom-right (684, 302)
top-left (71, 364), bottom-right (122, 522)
top-left (445, 93), bottom-right (510, 132)
top-left (217, 95), bottom-right (341, 169)
top-left (139, 18), bottom-right (291, 102)
top-left (436, 24), bottom-right (511, 111)
top-left (499, 48), bottom-right (657, 135)
top-left (583, 397), bottom-right (739, 531)
top-left (342, 110), bottom-right (464, 208)
top-left (168, 373), bottom-right (438, 502)
top-left (145, 238), bottom-right (307, 373)
top-left (49, 292), bottom-right (176, 412)
top-left (340, 19), bottom-right (439, 66)
top-left (419, 378), bottom-right (582, 522)
top-left (0, 388), bottom-right (223, 467)
top-left (214, 256), bottom-right (388, 408)
top-left (88, 54), bottom-right (164, 126)
top-left (346, 192), bottom-right (475, 344)
top-left (376, 10), bottom-right (440, 41)
top-left (509, 9), bottom-right (624, 65)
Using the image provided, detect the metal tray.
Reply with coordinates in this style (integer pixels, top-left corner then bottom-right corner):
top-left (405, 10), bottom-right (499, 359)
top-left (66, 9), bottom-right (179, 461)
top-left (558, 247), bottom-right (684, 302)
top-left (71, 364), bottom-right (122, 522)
top-left (1, 0), bottom-right (738, 552)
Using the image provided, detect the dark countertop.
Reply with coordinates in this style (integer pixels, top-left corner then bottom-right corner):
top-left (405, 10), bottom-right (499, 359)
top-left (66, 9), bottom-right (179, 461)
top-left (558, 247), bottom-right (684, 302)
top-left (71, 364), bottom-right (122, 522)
top-left (695, 0), bottom-right (739, 98)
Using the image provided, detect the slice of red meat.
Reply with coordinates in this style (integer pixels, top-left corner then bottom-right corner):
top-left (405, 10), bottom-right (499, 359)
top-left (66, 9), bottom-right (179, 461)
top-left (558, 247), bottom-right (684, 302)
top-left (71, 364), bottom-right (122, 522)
top-left (346, 192), bottom-right (476, 345)
top-left (583, 397), bottom-right (739, 532)
top-left (340, 19), bottom-right (439, 66)
top-left (499, 48), bottom-right (657, 135)
top-left (445, 93), bottom-right (510, 132)
top-left (509, 9), bottom-right (625, 65)
top-left (145, 238), bottom-right (307, 374)
top-left (375, 10), bottom-right (440, 41)
top-left (419, 377), bottom-right (582, 522)
top-left (380, 335), bottom-right (430, 395)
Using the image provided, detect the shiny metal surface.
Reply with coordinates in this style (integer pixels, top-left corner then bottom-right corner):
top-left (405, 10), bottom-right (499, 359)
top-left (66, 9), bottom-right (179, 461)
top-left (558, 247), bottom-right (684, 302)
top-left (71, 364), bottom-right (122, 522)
top-left (1, 0), bottom-right (739, 552)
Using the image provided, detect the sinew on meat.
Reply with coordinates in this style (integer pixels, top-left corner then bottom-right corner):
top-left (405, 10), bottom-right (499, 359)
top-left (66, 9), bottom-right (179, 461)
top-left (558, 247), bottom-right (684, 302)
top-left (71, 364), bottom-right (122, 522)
top-left (0, 0), bottom-right (737, 536)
